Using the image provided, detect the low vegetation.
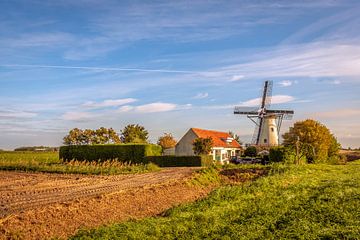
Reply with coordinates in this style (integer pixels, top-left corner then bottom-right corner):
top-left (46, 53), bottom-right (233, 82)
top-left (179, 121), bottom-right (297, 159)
top-left (0, 151), bottom-right (159, 175)
top-left (60, 144), bottom-right (162, 163)
top-left (72, 161), bottom-right (360, 239)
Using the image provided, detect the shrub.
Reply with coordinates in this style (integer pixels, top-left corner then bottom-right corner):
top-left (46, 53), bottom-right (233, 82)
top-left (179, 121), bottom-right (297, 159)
top-left (144, 155), bottom-right (213, 167)
top-left (59, 144), bottom-right (161, 163)
top-left (244, 146), bottom-right (257, 157)
top-left (269, 146), bottom-right (286, 163)
top-left (269, 146), bottom-right (307, 164)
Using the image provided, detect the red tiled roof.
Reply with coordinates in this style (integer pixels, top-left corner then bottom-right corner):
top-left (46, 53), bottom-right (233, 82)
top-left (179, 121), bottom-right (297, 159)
top-left (191, 128), bottom-right (241, 148)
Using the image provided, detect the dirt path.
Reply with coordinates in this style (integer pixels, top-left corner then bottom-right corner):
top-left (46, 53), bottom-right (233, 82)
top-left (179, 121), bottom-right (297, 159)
top-left (0, 168), bottom-right (198, 218)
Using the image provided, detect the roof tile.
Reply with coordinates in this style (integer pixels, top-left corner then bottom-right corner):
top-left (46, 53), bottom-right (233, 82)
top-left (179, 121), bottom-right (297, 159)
top-left (191, 128), bottom-right (241, 148)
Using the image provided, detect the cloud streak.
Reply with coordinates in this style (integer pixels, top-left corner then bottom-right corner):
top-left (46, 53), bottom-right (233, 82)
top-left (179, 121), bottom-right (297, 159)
top-left (0, 64), bottom-right (198, 74)
top-left (83, 98), bottom-right (137, 108)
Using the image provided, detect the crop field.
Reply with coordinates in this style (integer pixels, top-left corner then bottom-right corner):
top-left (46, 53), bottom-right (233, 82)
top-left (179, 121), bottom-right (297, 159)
top-left (0, 151), bottom-right (159, 175)
top-left (72, 161), bottom-right (360, 239)
top-left (0, 164), bottom-right (203, 239)
top-left (1, 151), bottom-right (359, 239)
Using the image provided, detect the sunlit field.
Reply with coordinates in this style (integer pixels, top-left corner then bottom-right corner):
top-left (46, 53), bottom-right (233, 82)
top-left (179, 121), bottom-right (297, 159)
top-left (0, 151), bottom-right (159, 175)
top-left (72, 161), bottom-right (360, 239)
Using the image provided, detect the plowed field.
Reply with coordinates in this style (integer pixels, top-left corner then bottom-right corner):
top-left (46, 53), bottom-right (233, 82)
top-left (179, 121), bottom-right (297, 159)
top-left (0, 168), bottom-right (197, 218)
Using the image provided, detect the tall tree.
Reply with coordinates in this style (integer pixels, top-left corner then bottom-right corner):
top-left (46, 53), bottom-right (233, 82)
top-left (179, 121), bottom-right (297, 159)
top-left (229, 131), bottom-right (243, 145)
top-left (63, 128), bottom-right (85, 145)
top-left (63, 127), bottom-right (121, 145)
top-left (121, 124), bottom-right (149, 143)
top-left (157, 133), bottom-right (177, 150)
top-left (193, 137), bottom-right (213, 155)
top-left (282, 119), bottom-right (340, 163)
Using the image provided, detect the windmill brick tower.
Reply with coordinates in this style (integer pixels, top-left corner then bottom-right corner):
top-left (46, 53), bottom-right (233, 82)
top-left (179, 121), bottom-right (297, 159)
top-left (234, 80), bottom-right (294, 146)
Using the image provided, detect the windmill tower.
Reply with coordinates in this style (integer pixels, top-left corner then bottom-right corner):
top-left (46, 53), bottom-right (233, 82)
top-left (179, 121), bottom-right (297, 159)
top-left (234, 80), bottom-right (294, 146)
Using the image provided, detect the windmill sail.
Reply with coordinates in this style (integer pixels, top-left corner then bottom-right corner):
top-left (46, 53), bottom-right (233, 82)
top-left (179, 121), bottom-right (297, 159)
top-left (234, 80), bottom-right (294, 146)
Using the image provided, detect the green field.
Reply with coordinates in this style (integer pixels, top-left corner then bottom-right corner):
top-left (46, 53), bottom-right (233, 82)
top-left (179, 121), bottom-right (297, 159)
top-left (0, 151), bottom-right (159, 175)
top-left (72, 161), bottom-right (360, 239)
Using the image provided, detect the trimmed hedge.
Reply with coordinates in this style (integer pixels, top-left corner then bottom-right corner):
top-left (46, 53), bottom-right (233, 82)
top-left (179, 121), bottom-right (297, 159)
top-left (59, 144), bottom-right (162, 163)
top-left (144, 155), bottom-right (213, 167)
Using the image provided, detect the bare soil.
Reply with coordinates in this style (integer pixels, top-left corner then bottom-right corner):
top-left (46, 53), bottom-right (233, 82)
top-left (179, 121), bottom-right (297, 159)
top-left (339, 149), bottom-right (360, 162)
top-left (220, 168), bottom-right (268, 184)
top-left (0, 168), bottom-right (214, 240)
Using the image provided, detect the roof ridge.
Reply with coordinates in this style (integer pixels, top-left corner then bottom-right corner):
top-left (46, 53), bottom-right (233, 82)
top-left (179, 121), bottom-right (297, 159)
top-left (191, 127), bottom-right (230, 135)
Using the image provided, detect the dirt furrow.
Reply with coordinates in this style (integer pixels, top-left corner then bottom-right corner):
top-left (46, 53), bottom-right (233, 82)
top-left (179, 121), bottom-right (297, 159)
top-left (0, 168), bottom-right (198, 218)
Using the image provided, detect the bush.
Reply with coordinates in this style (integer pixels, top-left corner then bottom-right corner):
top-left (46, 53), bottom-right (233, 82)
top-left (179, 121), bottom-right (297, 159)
top-left (144, 155), bottom-right (213, 167)
top-left (269, 146), bottom-right (286, 163)
top-left (269, 146), bottom-right (305, 164)
top-left (59, 144), bottom-right (162, 163)
top-left (244, 146), bottom-right (257, 157)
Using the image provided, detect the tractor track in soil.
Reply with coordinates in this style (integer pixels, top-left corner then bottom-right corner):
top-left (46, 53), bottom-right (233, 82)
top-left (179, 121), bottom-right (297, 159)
top-left (0, 168), bottom-right (198, 218)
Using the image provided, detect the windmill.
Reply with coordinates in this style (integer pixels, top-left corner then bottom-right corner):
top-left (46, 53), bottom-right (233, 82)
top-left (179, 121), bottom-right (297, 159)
top-left (234, 80), bottom-right (294, 146)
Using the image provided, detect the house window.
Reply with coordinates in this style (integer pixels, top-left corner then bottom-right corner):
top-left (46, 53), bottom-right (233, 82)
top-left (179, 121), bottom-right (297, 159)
top-left (264, 139), bottom-right (267, 143)
top-left (271, 127), bottom-right (274, 132)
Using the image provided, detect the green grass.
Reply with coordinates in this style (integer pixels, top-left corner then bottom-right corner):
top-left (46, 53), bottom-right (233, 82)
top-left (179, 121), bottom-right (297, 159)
top-left (0, 151), bottom-right (160, 175)
top-left (71, 161), bottom-right (360, 239)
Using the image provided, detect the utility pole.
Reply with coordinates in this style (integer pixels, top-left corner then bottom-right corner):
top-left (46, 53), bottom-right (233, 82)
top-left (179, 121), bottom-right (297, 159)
top-left (295, 136), bottom-right (300, 165)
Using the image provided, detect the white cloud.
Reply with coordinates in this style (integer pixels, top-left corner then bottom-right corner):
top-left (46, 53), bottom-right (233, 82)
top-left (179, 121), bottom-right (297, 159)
top-left (134, 102), bottom-right (177, 113)
top-left (193, 92), bottom-right (209, 99)
top-left (83, 98), bottom-right (137, 108)
top-left (203, 95), bottom-right (295, 109)
top-left (241, 95), bottom-right (295, 107)
top-left (331, 80), bottom-right (341, 85)
top-left (214, 42), bottom-right (360, 79)
top-left (279, 80), bottom-right (293, 87)
top-left (117, 105), bottom-right (134, 112)
top-left (1, 32), bottom-right (74, 48)
top-left (229, 75), bottom-right (244, 82)
top-left (62, 111), bottom-right (94, 121)
top-left (0, 110), bottom-right (37, 119)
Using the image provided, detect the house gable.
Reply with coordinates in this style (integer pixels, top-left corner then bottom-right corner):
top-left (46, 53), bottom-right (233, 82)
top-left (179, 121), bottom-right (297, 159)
top-left (175, 129), bottom-right (198, 156)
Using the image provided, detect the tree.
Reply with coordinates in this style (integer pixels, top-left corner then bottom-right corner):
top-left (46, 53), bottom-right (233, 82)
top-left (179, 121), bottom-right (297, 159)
top-left (192, 137), bottom-right (213, 155)
top-left (121, 124), bottom-right (149, 143)
top-left (63, 127), bottom-right (121, 145)
top-left (157, 133), bottom-right (177, 150)
top-left (244, 146), bottom-right (257, 157)
top-left (63, 128), bottom-right (85, 145)
top-left (229, 131), bottom-right (243, 145)
top-left (282, 119), bottom-right (340, 163)
top-left (94, 127), bottom-right (121, 144)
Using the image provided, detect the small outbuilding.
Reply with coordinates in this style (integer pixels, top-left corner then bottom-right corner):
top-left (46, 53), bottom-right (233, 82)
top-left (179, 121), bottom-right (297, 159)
top-left (175, 128), bottom-right (242, 163)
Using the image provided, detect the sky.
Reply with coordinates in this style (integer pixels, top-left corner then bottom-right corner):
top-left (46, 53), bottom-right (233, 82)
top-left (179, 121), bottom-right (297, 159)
top-left (0, 0), bottom-right (360, 149)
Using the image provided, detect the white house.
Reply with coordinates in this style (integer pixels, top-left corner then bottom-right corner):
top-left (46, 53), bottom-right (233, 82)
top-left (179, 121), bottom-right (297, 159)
top-left (175, 128), bottom-right (242, 163)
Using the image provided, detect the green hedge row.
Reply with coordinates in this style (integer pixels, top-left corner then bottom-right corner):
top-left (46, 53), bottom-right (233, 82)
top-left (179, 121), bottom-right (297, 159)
top-left (59, 144), bottom-right (162, 163)
top-left (144, 155), bottom-right (213, 167)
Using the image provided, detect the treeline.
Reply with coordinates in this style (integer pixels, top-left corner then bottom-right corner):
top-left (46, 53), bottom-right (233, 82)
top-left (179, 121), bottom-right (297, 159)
top-left (14, 146), bottom-right (59, 152)
top-left (63, 124), bottom-right (149, 145)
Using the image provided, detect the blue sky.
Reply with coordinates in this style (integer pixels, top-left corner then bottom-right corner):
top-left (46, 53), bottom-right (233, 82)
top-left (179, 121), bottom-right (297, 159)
top-left (0, 0), bottom-right (360, 149)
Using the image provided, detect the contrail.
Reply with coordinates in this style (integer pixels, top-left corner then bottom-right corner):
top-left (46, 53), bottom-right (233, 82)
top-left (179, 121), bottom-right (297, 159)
top-left (0, 64), bottom-right (202, 74)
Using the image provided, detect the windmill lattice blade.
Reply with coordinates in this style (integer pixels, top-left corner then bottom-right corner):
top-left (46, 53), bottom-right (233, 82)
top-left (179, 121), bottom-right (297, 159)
top-left (265, 80), bottom-right (273, 109)
top-left (234, 106), bottom-right (259, 115)
top-left (251, 118), bottom-right (261, 144)
top-left (256, 117), bottom-right (264, 145)
top-left (283, 114), bottom-right (294, 120)
top-left (267, 109), bottom-right (294, 114)
top-left (260, 80), bottom-right (272, 109)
